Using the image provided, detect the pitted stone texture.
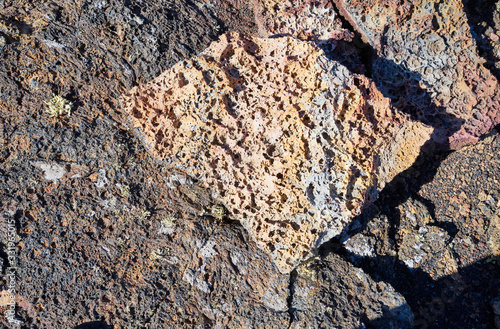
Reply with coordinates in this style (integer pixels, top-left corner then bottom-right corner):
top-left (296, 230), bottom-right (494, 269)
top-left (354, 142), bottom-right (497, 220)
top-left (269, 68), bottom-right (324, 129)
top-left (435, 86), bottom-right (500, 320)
top-left (290, 254), bottom-right (413, 328)
top-left (122, 33), bottom-right (432, 273)
top-left (256, 0), bottom-right (351, 41)
top-left (201, 0), bottom-right (352, 41)
top-left (334, 0), bottom-right (500, 149)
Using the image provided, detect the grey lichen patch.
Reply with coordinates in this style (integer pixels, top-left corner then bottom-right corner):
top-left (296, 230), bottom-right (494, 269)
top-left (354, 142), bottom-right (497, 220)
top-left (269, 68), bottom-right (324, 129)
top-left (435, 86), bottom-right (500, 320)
top-left (44, 94), bottom-right (73, 118)
top-left (31, 161), bottom-right (67, 182)
top-left (199, 239), bottom-right (218, 258)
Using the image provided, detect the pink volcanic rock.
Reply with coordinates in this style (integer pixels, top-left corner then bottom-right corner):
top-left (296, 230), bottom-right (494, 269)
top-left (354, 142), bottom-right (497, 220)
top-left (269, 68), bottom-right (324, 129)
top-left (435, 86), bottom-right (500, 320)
top-left (121, 33), bottom-right (432, 273)
top-left (333, 0), bottom-right (500, 149)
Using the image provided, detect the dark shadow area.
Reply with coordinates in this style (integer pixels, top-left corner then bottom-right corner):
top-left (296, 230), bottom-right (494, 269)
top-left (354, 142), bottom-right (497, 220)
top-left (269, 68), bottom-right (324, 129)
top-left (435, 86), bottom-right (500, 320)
top-left (315, 1), bottom-right (500, 327)
top-left (462, 0), bottom-right (500, 81)
top-left (74, 321), bottom-right (112, 329)
top-left (365, 304), bottom-right (415, 329)
top-left (321, 228), bottom-right (499, 328)
top-left (338, 247), bottom-right (500, 328)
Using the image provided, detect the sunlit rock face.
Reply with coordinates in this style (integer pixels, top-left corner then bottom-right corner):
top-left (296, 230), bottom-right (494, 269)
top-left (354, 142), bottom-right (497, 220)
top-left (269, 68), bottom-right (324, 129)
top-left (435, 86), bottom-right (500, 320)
top-left (122, 33), bottom-right (432, 272)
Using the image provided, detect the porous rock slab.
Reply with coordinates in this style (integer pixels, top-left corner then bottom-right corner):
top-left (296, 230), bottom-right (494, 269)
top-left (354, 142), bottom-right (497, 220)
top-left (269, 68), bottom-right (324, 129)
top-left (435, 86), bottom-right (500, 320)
top-left (122, 33), bottom-right (432, 273)
top-left (334, 0), bottom-right (500, 149)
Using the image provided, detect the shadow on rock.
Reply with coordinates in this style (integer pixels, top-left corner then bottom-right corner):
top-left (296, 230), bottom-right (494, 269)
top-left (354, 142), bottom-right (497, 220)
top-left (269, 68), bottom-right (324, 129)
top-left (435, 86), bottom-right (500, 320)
top-left (462, 0), bottom-right (500, 81)
top-left (319, 30), bottom-right (462, 253)
top-left (343, 251), bottom-right (500, 328)
top-left (317, 8), bottom-right (500, 328)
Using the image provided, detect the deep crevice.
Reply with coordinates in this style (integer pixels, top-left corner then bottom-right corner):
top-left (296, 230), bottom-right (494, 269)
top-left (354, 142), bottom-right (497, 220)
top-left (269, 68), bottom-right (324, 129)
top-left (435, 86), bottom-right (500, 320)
top-left (286, 268), bottom-right (298, 328)
top-left (327, 0), bottom-right (376, 78)
top-left (462, 0), bottom-right (500, 81)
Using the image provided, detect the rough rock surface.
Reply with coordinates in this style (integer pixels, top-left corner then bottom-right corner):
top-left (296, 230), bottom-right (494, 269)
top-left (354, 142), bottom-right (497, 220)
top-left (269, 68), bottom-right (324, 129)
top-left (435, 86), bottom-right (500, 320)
top-left (1, 174), bottom-right (292, 329)
top-left (342, 131), bottom-right (500, 328)
top-left (0, 0), bottom-right (499, 327)
top-left (289, 253), bottom-right (413, 329)
top-left (419, 132), bottom-right (500, 270)
top-left (463, 0), bottom-right (500, 78)
top-left (0, 0), bottom-right (291, 327)
top-left (201, 0), bottom-right (351, 41)
top-left (255, 0), bottom-right (350, 41)
top-left (122, 32), bottom-right (432, 272)
top-left (334, 0), bottom-right (500, 149)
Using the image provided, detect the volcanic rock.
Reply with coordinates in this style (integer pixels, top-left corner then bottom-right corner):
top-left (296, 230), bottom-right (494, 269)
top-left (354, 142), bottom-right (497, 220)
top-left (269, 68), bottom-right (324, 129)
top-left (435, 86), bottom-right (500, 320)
top-left (122, 32), bottom-right (432, 272)
top-left (334, 0), bottom-right (500, 148)
top-left (201, 0), bottom-right (351, 41)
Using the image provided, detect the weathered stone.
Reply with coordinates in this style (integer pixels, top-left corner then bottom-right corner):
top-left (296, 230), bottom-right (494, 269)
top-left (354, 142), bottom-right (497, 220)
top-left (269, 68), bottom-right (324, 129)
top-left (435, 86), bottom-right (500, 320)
top-left (396, 198), bottom-right (458, 280)
top-left (290, 253), bottom-right (413, 328)
top-left (256, 0), bottom-right (350, 41)
top-left (2, 0), bottom-right (500, 327)
top-left (334, 0), bottom-right (500, 149)
top-left (122, 32), bottom-right (432, 272)
top-left (201, 0), bottom-right (351, 41)
top-left (340, 130), bottom-right (500, 327)
top-left (463, 0), bottom-right (500, 77)
top-left (420, 132), bottom-right (500, 267)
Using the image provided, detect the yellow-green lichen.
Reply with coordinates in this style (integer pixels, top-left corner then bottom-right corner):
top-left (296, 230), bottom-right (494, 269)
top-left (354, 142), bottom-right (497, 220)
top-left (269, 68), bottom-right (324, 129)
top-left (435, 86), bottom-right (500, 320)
top-left (211, 204), bottom-right (227, 221)
top-left (149, 247), bottom-right (170, 261)
top-left (119, 184), bottom-right (130, 198)
top-left (161, 214), bottom-right (176, 228)
top-left (44, 94), bottom-right (73, 117)
top-left (137, 209), bottom-right (151, 221)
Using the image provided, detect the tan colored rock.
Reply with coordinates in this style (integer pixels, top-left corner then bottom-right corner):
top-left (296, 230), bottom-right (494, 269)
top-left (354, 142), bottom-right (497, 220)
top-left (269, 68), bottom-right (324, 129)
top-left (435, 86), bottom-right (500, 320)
top-left (489, 212), bottom-right (500, 257)
top-left (122, 33), bottom-right (432, 272)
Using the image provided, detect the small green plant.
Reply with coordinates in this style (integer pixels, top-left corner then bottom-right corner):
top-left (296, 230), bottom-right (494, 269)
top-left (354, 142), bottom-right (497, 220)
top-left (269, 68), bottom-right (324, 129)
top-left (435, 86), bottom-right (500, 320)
top-left (137, 209), bottom-right (151, 221)
top-left (158, 214), bottom-right (176, 234)
top-left (211, 204), bottom-right (227, 221)
top-left (44, 94), bottom-right (72, 117)
top-left (119, 184), bottom-right (130, 197)
top-left (161, 214), bottom-right (176, 228)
